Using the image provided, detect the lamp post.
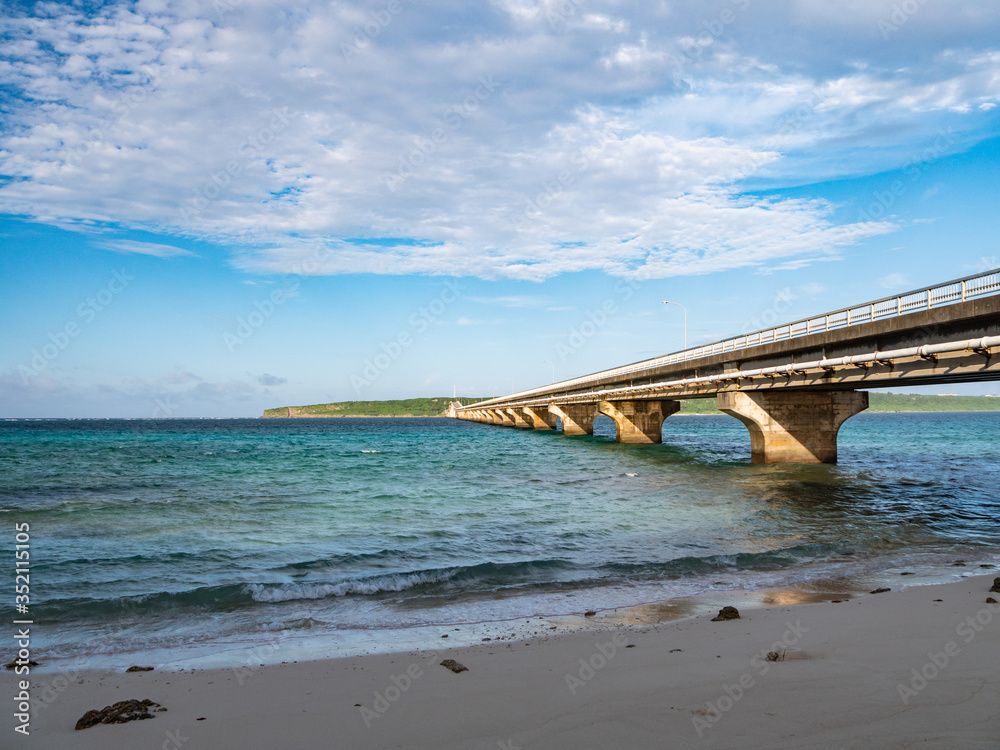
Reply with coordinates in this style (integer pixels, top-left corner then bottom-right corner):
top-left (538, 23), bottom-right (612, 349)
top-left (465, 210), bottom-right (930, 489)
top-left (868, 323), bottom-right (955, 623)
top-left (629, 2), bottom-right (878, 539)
top-left (541, 360), bottom-right (554, 384)
top-left (662, 300), bottom-right (688, 350)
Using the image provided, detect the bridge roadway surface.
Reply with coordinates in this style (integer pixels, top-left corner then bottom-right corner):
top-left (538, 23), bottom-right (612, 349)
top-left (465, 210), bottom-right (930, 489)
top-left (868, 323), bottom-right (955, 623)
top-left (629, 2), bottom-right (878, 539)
top-left (451, 268), bottom-right (1000, 464)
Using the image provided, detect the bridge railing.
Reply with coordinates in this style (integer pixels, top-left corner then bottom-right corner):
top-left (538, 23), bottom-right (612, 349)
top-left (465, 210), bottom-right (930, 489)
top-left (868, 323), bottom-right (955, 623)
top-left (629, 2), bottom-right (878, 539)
top-left (464, 266), bottom-right (1000, 410)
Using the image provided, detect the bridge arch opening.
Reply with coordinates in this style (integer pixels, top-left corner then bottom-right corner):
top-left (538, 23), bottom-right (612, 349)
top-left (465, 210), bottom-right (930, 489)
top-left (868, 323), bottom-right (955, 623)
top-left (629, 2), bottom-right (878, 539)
top-left (597, 400), bottom-right (680, 444)
top-left (593, 414), bottom-right (616, 439)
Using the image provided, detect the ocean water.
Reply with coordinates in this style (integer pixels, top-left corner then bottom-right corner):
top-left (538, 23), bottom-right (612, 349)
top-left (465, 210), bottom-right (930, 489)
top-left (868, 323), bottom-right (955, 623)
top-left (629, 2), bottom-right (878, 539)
top-left (2, 413), bottom-right (999, 668)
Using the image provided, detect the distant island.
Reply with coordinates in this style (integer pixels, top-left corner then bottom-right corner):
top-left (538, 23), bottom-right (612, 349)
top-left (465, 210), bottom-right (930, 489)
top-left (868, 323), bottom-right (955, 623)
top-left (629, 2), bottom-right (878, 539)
top-left (263, 393), bottom-right (1000, 418)
top-left (263, 398), bottom-right (465, 418)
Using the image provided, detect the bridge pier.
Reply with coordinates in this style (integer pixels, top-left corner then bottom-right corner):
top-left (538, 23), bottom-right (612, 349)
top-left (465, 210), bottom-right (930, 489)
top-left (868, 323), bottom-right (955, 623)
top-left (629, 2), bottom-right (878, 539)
top-left (717, 391), bottom-right (868, 464)
top-left (506, 408), bottom-right (533, 429)
top-left (598, 400), bottom-right (681, 443)
top-left (523, 406), bottom-right (558, 430)
top-left (487, 409), bottom-right (510, 426)
top-left (549, 404), bottom-right (596, 436)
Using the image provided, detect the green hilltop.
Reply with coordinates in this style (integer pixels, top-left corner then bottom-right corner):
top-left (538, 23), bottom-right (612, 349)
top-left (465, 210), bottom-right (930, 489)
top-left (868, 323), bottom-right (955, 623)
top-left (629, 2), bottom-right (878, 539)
top-left (264, 392), bottom-right (1000, 418)
top-left (263, 398), bottom-right (471, 418)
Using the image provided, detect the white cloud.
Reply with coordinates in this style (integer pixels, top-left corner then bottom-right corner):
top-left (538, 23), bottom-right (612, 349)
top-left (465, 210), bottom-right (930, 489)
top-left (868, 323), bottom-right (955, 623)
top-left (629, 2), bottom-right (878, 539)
top-left (582, 14), bottom-right (628, 34)
top-left (470, 295), bottom-right (553, 307)
top-left (0, 1), bottom-right (998, 280)
top-left (99, 240), bottom-right (196, 258)
top-left (601, 37), bottom-right (665, 70)
top-left (0, 368), bottom-right (270, 417)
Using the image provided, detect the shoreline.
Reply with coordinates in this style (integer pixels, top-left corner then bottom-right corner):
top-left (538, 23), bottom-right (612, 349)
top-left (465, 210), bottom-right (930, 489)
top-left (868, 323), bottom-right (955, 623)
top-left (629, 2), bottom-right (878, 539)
top-left (28, 556), bottom-right (998, 676)
top-left (11, 572), bottom-right (1000, 748)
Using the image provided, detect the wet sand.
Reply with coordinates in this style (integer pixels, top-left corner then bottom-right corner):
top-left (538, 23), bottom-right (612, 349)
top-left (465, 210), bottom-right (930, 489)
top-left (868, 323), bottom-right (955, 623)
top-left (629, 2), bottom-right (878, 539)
top-left (8, 573), bottom-right (1000, 749)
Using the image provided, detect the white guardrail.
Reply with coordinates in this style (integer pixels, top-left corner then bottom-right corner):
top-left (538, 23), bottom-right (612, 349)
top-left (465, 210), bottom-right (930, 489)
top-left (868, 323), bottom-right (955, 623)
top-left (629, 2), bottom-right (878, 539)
top-left (463, 266), bottom-right (1000, 410)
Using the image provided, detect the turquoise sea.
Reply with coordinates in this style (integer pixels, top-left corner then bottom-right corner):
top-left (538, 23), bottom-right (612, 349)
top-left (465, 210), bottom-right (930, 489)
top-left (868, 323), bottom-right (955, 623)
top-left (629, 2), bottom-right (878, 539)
top-left (3, 413), bottom-right (999, 668)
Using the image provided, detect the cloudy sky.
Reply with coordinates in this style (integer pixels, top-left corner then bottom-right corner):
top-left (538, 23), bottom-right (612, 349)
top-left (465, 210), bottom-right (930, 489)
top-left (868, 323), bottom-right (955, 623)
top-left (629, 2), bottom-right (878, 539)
top-left (2, 0), bottom-right (999, 416)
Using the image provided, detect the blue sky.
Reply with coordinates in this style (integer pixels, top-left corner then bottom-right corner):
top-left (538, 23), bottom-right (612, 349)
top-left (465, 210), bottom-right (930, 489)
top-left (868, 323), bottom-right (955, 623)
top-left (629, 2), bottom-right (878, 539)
top-left (1, 0), bottom-right (999, 417)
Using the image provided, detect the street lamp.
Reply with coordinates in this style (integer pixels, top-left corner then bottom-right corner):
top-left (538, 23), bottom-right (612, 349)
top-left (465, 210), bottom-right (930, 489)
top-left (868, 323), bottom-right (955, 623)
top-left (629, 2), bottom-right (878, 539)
top-left (662, 300), bottom-right (688, 350)
top-left (541, 360), bottom-right (554, 384)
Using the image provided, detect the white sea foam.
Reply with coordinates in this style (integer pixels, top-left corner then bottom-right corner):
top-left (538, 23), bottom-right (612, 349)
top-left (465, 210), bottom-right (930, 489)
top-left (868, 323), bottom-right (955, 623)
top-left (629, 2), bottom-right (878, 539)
top-left (246, 571), bottom-right (453, 603)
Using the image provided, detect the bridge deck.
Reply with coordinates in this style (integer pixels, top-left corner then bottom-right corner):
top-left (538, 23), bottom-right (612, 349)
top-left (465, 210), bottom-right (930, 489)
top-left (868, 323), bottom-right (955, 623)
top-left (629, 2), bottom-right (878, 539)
top-left (463, 268), bottom-right (1000, 410)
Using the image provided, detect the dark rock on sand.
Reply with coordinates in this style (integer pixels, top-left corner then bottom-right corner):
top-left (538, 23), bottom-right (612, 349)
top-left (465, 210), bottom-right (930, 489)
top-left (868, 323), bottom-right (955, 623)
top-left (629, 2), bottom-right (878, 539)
top-left (990, 578), bottom-right (1000, 593)
top-left (75, 699), bottom-right (165, 730)
top-left (766, 650), bottom-right (786, 662)
top-left (870, 588), bottom-right (891, 594)
top-left (126, 666), bottom-right (154, 672)
top-left (4, 659), bottom-right (38, 670)
top-left (440, 659), bottom-right (468, 674)
top-left (711, 606), bottom-right (740, 622)
top-left (987, 597), bottom-right (998, 604)
top-left (584, 611), bottom-right (596, 617)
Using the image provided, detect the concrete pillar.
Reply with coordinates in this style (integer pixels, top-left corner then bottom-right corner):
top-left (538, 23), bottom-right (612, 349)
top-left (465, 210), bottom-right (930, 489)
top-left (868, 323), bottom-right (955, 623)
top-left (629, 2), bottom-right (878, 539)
top-left (506, 408), bottom-right (532, 429)
top-left (717, 390), bottom-right (868, 464)
top-left (598, 400), bottom-right (680, 444)
top-left (493, 409), bottom-right (515, 427)
top-left (549, 404), bottom-right (597, 436)
top-left (522, 406), bottom-right (558, 430)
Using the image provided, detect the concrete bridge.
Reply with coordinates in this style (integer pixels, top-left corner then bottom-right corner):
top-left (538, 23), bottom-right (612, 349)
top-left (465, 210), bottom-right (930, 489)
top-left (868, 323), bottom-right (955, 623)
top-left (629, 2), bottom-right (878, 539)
top-left (449, 268), bottom-right (1000, 463)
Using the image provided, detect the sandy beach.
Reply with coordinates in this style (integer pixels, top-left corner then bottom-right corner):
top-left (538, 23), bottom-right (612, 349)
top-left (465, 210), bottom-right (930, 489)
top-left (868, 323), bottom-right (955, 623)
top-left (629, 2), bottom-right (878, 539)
top-left (8, 572), bottom-right (999, 749)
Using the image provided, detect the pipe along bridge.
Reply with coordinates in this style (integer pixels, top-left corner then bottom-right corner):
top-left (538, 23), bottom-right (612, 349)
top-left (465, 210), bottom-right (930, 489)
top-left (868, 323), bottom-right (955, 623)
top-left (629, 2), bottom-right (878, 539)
top-left (449, 268), bottom-right (1000, 463)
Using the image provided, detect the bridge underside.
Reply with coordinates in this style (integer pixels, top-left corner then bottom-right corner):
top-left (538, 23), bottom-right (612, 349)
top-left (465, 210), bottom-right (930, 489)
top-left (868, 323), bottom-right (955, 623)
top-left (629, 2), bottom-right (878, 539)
top-left (457, 391), bottom-right (871, 464)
